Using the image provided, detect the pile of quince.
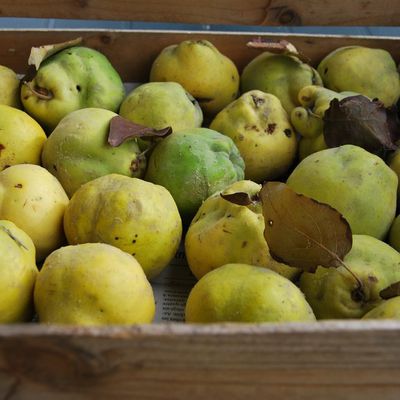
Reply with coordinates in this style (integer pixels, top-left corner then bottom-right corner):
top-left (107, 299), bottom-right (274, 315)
top-left (1, 37), bottom-right (400, 325)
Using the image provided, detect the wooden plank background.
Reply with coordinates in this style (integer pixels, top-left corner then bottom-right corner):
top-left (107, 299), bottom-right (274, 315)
top-left (0, 321), bottom-right (400, 399)
top-left (0, 0), bottom-right (400, 26)
top-left (1, 30), bottom-right (400, 82)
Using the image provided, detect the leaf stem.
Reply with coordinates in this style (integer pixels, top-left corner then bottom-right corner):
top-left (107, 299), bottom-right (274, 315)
top-left (336, 257), bottom-right (364, 293)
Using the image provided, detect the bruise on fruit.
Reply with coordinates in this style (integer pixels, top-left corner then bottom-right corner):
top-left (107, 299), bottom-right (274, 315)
top-left (0, 144), bottom-right (5, 155)
top-left (251, 94), bottom-right (265, 108)
top-left (266, 123), bottom-right (276, 134)
top-left (241, 241), bottom-right (248, 248)
top-left (245, 124), bottom-right (259, 131)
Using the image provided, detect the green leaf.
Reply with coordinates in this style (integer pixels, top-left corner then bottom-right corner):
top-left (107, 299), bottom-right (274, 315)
top-left (260, 181), bottom-right (352, 272)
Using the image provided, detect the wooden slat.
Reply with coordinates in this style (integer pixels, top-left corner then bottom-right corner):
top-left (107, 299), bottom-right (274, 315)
top-left (0, 0), bottom-right (400, 26)
top-left (0, 321), bottom-right (400, 399)
top-left (2, 29), bottom-right (400, 82)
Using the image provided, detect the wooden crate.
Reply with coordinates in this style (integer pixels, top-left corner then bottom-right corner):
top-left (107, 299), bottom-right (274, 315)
top-left (1, 1), bottom-right (400, 399)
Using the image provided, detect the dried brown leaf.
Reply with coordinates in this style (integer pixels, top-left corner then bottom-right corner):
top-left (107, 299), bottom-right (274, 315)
top-left (380, 281), bottom-right (400, 299)
top-left (260, 181), bottom-right (352, 272)
top-left (220, 192), bottom-right (259, 206)
top-left (323, 96), bottom-right (399, 155)
top-left (28, 37), bottom-right (83, 70)
top-left (108, 116), bottom-right (172, 147)
top-left (246, 38), bottom-right (310, 63)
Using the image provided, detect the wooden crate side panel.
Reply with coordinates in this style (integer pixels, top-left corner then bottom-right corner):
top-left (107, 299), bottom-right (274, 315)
top-left (0, 322), bottom-right (400, 399)
top-left (2, 30), bottom-right (400, 82)
top-left (0, 0), bottom-right (400, 26)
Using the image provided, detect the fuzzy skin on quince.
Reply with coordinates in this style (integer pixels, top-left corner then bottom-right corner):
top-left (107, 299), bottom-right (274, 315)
top-left (119, 82), bottom-right (203, 131)
top-left (388, 215), bottom-right (400, 252)
top-left (185, 263), bottom-right (316, 323)
top-left (387, 148), bottom-right (400, 205)
top-left (34, 243), bottom-right (155, 325)
top-left (362, 296), bottom-right (400, 320)
top-left (144, 128), bottom-right (245, 222)
top-left (0, 65), bottom-right (21, 108)
top-left (0, 220), bottom-right (38, 323)
top-left (300, 235), bottom-right (400, 319)
top-left (21, 46), bottom-right (125, 131)
top-left (287, 145), bottom-right (397, 240)
top-left (317, 46), bottom-right (400, 107)
top-left (0, 104), bottom-right (47, 171)
top-left (42, 108), bottom-right (145, 197)
top-left (210, 90), bottom-right (297, 183)
top-left (63, 174), bottom-right (182, 280)
top-left (149, 39), bottom-right (239, 116)
top-left (0, 164), bottom-right (69, 261)
top-left (185, 180), bottom-right (300, 281)
top-left (298, 133), bottom-right (327, 161)
top-left (240, 52), bottom-right (323, 114)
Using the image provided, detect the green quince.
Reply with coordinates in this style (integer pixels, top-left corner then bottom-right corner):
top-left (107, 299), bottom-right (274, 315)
top-left (21, 46), bottom-right (125, 131)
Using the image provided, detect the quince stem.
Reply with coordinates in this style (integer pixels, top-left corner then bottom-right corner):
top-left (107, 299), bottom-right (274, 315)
top-left (23, 82), bottom-right (53, 101)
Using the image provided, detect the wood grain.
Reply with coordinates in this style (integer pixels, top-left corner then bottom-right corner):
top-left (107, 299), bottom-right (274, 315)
top-left (2, 30), bottom-right (400, 82)
top-left (0, 0), bottom-right (399, 26)
top-left (0, 321), bottom-right (400, 399)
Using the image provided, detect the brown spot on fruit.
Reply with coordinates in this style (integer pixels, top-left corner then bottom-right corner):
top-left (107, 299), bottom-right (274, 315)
top-left (14, 183), bottom-right (23, 188)
top-left (251, 94), bottom-right (265, 108)
top-left (0, 144), bottom-right (5, 154)
top-left (284, 129), bottom-right (292, 137)
top-left (266, 123), bottom-right (276, 134)
top-left (241, 241), bottom-right (248, 248)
